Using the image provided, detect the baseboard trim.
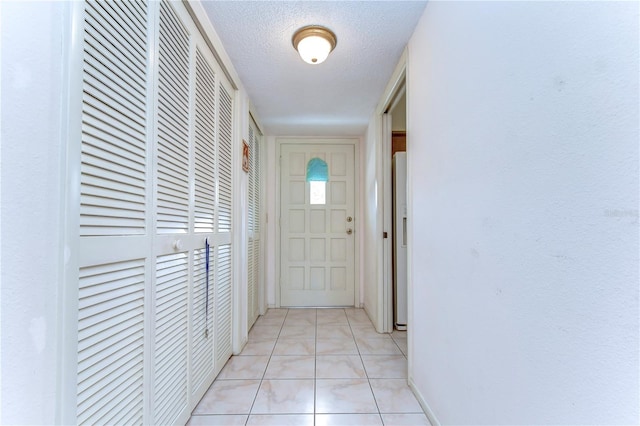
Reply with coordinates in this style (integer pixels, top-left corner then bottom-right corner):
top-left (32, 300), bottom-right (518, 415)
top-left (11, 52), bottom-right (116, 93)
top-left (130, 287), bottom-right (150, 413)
top-left (408, 376), bottom-right (440, 426)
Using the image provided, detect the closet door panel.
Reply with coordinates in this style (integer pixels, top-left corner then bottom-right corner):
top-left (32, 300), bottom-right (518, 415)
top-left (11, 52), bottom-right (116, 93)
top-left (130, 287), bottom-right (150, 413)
top-left (191, 48), bottom-right (217, 397)
top-left (217, 84), bottom-right (233, 234)
top-left (76, 1), bottom-right (149, 424)
top-left (80, 0), bottom-right (148, 237)
top-left (153, 1), bottom-right (192, 424)
top-left (77, 260), bottom-right (145, 425)
top-left (193, 49), bottom-right (217, 234)
top-left (153, 252), bottom-right (189, 425)
top-left (215, 81), bottom-right (234, 368)
top-left (156, 0), bottom-right (190, 235)
top-left (215, 244), bottom-right (233, 367)
top-left (191, 247), bottom-right (214, 393)
top-left (247, 122), bottom-right (262, 327)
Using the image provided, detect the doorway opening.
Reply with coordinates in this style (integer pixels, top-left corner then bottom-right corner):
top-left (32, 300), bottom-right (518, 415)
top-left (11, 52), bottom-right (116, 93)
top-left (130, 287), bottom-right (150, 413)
top-left (383, 82), bottom-right (408, 332)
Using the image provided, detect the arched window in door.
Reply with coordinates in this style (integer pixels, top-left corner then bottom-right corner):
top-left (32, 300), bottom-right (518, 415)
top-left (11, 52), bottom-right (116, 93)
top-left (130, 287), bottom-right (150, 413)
top-left (306, 157), bottom-right (328, 205)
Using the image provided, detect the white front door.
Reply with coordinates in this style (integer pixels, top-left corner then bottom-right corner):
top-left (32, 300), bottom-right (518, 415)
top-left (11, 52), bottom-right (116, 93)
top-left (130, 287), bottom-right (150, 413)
top-left (280, 141), bottom-right (356, 307)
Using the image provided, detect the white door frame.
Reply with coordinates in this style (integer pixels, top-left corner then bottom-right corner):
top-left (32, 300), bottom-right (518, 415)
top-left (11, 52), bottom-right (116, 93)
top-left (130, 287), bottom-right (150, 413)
top-left (382, 113), bottom-right (394, 332)
top-left (275, 137), bottom-right (361, 308)
top-left (375, 53), bottom-right (407, 333)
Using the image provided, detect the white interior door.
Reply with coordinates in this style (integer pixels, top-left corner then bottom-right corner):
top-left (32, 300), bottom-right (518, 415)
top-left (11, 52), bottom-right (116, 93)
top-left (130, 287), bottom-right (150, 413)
top-left (280, 143), bottom-right (356, 307)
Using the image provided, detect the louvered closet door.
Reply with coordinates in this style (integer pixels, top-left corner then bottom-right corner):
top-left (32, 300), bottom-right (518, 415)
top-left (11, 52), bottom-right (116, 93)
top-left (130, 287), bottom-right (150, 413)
top-left (215, 79), bottom-right (234, 368)
top-left (76, 1), bottom-right (150, 424)
top-left (190, 47), bottom-right (217, 399)
top-left (247, 122), bottom-right (262, 328)
top-left (154, 1), bottom-right (234, 421)
top-left (76, 1), bottom-right (235, 424)
top-left (153, 2), bottom-right (191, 424)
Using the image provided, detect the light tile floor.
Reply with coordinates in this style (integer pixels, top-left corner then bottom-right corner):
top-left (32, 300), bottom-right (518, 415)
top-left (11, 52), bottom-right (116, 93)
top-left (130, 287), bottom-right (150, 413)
top-left (188, 308), bottom-right (430, 425)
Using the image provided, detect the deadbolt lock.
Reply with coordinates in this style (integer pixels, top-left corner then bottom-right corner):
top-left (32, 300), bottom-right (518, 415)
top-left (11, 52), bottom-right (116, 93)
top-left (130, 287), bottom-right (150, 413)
top-left (347, 216), bottom-right (353, 222)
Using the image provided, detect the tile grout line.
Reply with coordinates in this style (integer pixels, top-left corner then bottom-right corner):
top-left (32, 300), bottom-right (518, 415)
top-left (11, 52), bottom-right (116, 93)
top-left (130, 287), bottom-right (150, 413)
top-left (348, 310), bottom-right (386, 425)
top-left (244, 308), bottom-right (287, 425)
top-left (314, 308), bottom-right (318, 426)
top-left (390, 331), bottom-right (408, 359)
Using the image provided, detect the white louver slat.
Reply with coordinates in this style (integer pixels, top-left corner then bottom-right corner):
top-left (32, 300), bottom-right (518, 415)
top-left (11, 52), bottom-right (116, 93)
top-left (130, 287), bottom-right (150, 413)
top-left (77, 260), bottom-right (145, 425)
top-left (215, 244), bottom-right (233, 367)
top-left (194, 49), bottom-right (216, 234)
top-left (80, 0), bottom-right (148, 237)
top-left (156, 0), bottom-right (190, 234)
top-left (154, 252), bottom-right (189, 425)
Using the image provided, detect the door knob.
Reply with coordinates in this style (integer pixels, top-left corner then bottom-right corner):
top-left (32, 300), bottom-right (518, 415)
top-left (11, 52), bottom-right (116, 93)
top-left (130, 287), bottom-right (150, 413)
top-left (346, 228), bottom-right (353, 235)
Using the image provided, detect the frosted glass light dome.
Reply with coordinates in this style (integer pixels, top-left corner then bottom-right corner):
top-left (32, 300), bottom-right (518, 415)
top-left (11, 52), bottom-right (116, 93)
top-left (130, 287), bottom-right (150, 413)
top-left (297, 35), bottom-right (332, 64)
top-left (292, 26), bottom-right (337, 65)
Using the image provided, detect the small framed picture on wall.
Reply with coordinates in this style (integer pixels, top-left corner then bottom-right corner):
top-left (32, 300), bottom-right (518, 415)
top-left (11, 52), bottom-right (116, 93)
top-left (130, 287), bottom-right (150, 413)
top-left (242, 140), bottom-right (249, 173)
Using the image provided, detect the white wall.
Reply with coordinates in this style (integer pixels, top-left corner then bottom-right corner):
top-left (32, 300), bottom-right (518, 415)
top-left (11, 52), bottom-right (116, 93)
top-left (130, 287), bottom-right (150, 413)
top-left (407, 2), bottom-right (639, 424)
top-left (1, 2), bottom-right (68, 423)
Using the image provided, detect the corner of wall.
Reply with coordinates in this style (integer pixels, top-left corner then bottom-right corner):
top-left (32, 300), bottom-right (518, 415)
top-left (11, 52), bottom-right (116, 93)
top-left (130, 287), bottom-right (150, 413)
top-left (408, 377), bottom-right (440, 426)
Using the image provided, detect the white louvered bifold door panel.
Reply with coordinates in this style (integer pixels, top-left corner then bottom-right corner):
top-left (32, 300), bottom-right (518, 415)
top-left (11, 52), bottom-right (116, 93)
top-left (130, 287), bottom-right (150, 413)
top-left (77, 1), bottom-right (149, 424)
top-left (191, 248), bottom-right (214, 393)
top-left (215, 244), bottom-right (233, 367)
top-left (193, 49), bottom-right (216, 234)
top-left (153, 253), bottom-right (189, 425)
top-left (190, 45), bottom-right (218, 399)
top-left (247, 121), bottom-right (262, 327)
top-left (214, 80), bottom-right (233, 369)
top-left (80, 1), bottom-right (148, 236)
top-left (77, 260), bottom-right (145, 425)
top-left (156, 0), bottom-right (190, 234)
top-left (248, 125), bottom-right (256, 234)
top-left (217, 84), bottom-right (233, 234)
top-left (152, 1), bottom-right (191, 424)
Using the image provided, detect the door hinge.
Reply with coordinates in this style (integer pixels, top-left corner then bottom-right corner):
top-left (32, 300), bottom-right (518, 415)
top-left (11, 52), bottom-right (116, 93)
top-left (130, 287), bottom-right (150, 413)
top-left (383, 232), bottom-right (388, 239)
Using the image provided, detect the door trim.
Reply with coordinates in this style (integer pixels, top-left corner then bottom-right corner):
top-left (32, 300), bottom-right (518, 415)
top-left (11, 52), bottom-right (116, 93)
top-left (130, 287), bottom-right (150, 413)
top-left (376, 52), bottom-right (407, 333)
top-left (275, 137), bottom-right (360, 308)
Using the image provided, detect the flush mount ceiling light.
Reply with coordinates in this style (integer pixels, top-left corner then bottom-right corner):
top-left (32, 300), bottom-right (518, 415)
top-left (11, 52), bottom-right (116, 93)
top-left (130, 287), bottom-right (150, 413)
top-left (292, 25), bottom-right (337, 65)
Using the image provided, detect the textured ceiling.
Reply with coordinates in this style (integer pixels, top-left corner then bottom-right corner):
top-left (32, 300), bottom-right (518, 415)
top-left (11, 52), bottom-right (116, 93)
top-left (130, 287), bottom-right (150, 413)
top-left (200, 1), bottom-right (428, 136)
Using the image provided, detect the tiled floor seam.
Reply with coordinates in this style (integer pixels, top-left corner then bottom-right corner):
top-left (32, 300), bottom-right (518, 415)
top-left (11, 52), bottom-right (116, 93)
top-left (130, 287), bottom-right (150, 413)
top-left (314, 308), bottom-right (318, 426)
top-left (348, 309), bottom-right (385, 421)
top-left (244, 309), bottom-right (285, 424)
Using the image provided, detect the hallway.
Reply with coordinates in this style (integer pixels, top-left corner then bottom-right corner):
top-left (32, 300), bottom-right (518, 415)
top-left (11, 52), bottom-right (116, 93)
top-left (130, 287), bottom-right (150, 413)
top-left (187, 308), bottom-right (428, 425)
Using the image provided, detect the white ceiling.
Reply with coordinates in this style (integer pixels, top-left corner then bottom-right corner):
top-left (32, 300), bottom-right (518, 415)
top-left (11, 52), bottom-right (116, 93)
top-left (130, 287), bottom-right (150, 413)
top-left (200, 1), bottom-right (427, 136)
